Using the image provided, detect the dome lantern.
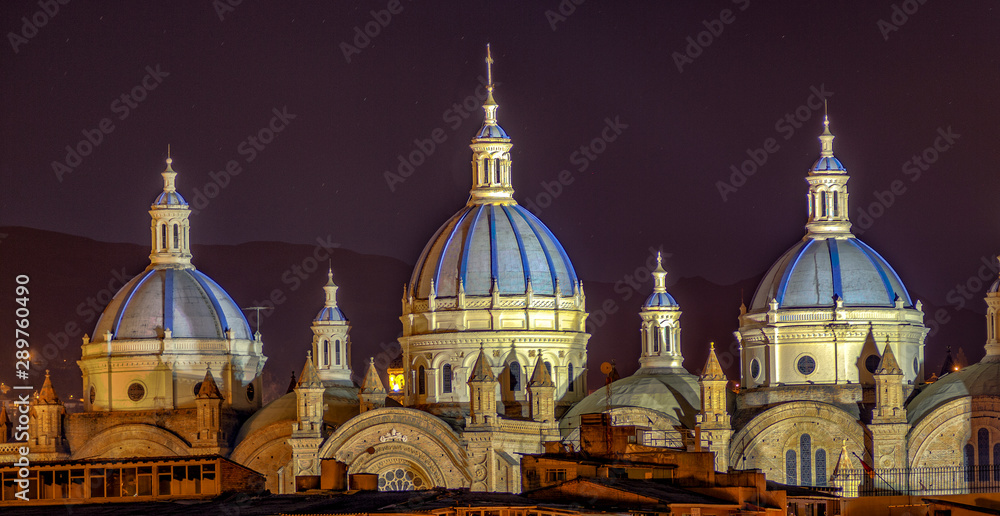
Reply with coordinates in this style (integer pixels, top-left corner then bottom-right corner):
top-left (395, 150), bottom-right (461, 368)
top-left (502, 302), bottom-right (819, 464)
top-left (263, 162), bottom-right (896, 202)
top-left (149, 149), bottom-right (193, 268)
top-left (468, 43), bottom-right (515, 206)
top-left (805, 110), bottom-right (852, 237)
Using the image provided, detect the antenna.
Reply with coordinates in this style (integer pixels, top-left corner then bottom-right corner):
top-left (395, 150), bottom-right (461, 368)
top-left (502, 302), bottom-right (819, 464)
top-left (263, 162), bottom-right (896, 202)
top-left (242, 306), bottom-right (268, 334)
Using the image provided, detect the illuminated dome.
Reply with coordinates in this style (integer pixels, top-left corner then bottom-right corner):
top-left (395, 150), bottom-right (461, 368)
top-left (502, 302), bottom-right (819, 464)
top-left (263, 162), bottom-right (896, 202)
top-left (78, 156), bottom-right (266, 413)
top-left (409, 204), bottom-right (578, 298)
top-left (750, 236), bottom-right (912, 310)
top-left (398, 47), bottom-right (589, 410)
top-left (736, 115), bottom-right (927, 390)
top-left (93, 268), bottom-right (252, 340)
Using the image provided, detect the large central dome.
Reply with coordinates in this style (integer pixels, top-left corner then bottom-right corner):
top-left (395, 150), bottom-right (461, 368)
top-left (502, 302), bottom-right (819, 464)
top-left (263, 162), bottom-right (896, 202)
top-left (409, 204), bottom-right (578, 298)
top-left (398, 47), bottom-right (589, 411)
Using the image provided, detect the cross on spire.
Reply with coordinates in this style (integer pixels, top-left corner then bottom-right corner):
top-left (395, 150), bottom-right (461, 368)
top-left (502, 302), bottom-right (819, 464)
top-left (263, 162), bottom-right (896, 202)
top-left (485, 43), bottom-right (494, 89)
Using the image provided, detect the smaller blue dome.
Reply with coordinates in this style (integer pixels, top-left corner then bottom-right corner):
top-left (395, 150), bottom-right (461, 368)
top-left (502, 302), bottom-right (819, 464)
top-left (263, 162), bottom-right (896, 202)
top-left (475, 123), bottom-right (509, 139)
top-left (643, 291), bottom-right (678, 308)
top-left (315, 306), bottom-right (347, 322)
top-left (812, 156), bottom-right (845, 172)
top-left (154, 191), bottom-right (187, 206)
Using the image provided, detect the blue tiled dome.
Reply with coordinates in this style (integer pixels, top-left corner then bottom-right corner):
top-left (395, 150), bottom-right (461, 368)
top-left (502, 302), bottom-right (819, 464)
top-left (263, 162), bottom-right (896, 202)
top-left (643, 291), bottom-right (678, 309)
top-left (811, 156), bottom-right (845, 172)
top-left (154, 191), bottom-right (187, 206)
top-left (475, 123), bottom-right (509, 139)
top-left (409, 203), bottom-right (578, 298)
top-left (750, 237), bottom-right (912, 310)
top-left (94, 268), bottom-right (252, 340)
top-left (315, 306), bottom-right (346, 322)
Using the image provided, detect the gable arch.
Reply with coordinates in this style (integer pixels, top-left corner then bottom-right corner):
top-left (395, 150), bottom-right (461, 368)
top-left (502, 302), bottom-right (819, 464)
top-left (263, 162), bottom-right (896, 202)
top-left (729, 401), bottom-right (865, 484)
top-left (72, 424), bottom-right (191, 459)
top-left (319, 407), bottom-right (470, 489)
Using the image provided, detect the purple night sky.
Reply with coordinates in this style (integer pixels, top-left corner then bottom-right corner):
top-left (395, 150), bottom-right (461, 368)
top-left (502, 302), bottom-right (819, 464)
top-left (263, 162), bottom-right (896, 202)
top-left (2, 1), bottom-right (999, 397)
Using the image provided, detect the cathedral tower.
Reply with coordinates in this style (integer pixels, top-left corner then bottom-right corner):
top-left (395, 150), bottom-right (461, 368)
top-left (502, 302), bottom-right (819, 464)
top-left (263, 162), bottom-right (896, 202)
top-left (311, 268), bottom-right (352, 386)
top-left (639, 252), bottom-right (684, 371)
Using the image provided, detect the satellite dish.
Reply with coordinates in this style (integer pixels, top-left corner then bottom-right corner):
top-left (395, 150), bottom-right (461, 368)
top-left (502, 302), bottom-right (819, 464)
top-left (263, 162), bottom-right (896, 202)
top-left (600, 362), bottom-right (613, 375)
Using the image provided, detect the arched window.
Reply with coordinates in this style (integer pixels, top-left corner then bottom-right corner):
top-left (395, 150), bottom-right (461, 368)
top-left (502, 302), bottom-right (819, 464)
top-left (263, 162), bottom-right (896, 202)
top-left (664, 327), bottom-right (671, 352)
top-left (509, 362), bottom-right (521, 391)
top-left (545, 362), bottom-right (553, 381)
top-left (786, 450), bottom-right (797, 485)
top-left (173, 224), bottom-right (179, 248)
top-left (335, 340), bottom-right (341, 366)
top-left (418, 365), bottom-right (426, 395)
top-left (567, 363), bottom-right (574, 392)
top-left (322, 340), bottom-right (330, 366)
top-left (800, 434), bottom-right (813, 486)
top-left (832, 190), bottom-right (839, 217)
top-left (993, 443), bottom-right (1000, 481)
top-left (652, 325), bottom-right (659, 353)
top-left (820, 191), bottom-right (828, 218)
top-left (815, 449), bottom-right (827, 487)
top-left (161, 224), bottom-right (167, 250)
top-left (980, 428), bottom-right (991, 481)
top-left (965, 444), bottom-right (975, 481)
top-left (443, 364), bottom-right (452, 393)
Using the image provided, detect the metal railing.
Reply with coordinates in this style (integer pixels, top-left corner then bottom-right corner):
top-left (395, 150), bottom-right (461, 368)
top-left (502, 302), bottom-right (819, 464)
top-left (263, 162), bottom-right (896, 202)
top-left (830, 465), bottom-right (1000, 497)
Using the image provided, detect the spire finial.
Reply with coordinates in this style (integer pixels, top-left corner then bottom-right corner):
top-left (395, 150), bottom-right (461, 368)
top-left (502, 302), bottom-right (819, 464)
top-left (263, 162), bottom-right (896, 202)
top-left (486, 43), bottom-right (494, 91)
top-left (652, 249), bottom-right (668, 293)
top-left (327, 262), bottom-right (334, 285)
top-left (818, 104), bottom-right (835, 158)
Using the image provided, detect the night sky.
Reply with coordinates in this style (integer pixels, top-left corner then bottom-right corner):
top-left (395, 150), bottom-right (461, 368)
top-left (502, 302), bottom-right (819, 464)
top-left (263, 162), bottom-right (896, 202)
top-left (2, 1), bottom-right (999, 392)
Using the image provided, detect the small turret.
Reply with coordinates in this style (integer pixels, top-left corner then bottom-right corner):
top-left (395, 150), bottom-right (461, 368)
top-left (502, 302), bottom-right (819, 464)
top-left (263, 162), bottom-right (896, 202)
top-left (360, 358), bottom-right (387, 413)
top-left (870, 340), bottom-right (908, 468)
top-left (528, 356), bottom-right (555, 424)
top-left (193, 368), bottom-right (226, 451)
top-left (467, 346), bottom-right (498, 426)
top-left (697, 344), bottom-right (732, 471)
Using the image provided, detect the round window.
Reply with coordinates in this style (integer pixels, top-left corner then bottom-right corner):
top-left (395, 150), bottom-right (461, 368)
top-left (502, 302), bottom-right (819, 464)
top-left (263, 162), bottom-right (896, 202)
top-left (127, 382), bottom-right (145, 402)
top-left (89, 385), bottom-right (96, 404)
top-left (797, 356), bottom-right (816, 376)
top-left (913, 357), bottom-right (919, 376)
top-left (246, 383), bottom-right (255, 401)
top-left (865, 354), bottom-right (881, 374)
top-left (193, 381), bottom-right (203, 396)
top-left (750, 358), bottom-right (761, 380)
